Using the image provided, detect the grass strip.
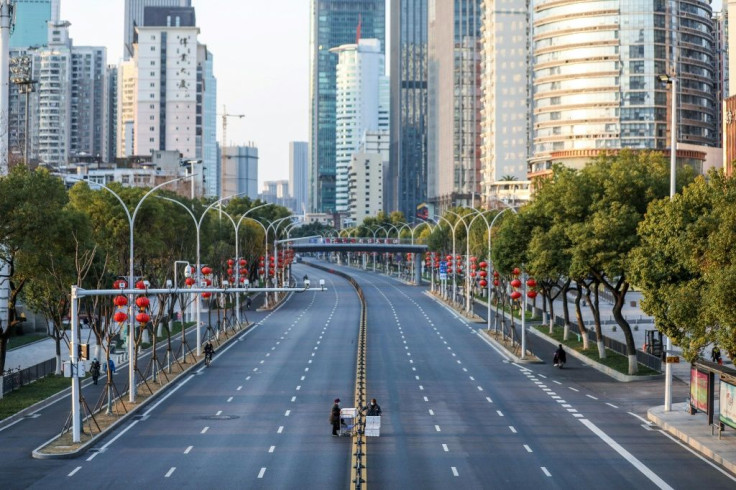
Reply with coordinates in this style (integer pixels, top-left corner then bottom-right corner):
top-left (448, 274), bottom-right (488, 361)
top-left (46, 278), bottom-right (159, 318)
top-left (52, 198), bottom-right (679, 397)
top-left (536, 325), bottom-right (659, 376)
top-left (8, 334), bottom-right (47, 350)
top-left (0, 375), bottom-right (70, 419)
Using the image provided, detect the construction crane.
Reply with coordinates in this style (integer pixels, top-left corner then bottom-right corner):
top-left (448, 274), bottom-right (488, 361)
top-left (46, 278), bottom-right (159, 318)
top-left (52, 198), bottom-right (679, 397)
top-left (219, 105), bottom-right (245, 152)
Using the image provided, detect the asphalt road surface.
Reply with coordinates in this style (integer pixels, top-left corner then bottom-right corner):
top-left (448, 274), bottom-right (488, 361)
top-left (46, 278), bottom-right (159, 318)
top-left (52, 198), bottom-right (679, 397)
top-left (3, 261), bottom-right (736, 489)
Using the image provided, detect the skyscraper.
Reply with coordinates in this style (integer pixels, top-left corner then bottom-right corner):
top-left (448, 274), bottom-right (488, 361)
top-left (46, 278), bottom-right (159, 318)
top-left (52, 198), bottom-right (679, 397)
top-left (289, 141), bottom-right (308, 215)
top-left (331, 38), bottom-right (389, 213)
top-left (389, 0), bottom-right (428, 220)
top-left (309, 0), bottom-right (385, 213)
top-left (427, 0), bottom-right (482, 210)
top-left (124, 0), bottom-right (192, 59)
top-left (202, 50), bottom-right (218, 197)
top-left (529, 0), bottom-right (717, 174)
top-left (70, 46), bottom-right (108, 160)
top-left (10, 0), bottom-right (55, 48)
top-left (479, 0), bottom-right (529, 207)
top-left (222, 145), bottom-right (258, 199)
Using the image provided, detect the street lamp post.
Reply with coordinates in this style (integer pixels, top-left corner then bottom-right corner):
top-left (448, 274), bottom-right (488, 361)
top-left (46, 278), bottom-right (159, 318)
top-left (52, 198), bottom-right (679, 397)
top-left (660, 70), bottom-right (677, 412)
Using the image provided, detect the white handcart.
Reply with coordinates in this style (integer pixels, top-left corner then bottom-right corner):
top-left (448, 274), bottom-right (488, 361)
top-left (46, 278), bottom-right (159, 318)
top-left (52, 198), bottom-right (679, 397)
top-left (339, 407), bottom-right (358, 436)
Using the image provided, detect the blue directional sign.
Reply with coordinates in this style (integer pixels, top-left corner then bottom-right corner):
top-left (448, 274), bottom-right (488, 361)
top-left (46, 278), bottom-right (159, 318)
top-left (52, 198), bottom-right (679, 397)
top-left (439, 260), bottom-right (447, 281)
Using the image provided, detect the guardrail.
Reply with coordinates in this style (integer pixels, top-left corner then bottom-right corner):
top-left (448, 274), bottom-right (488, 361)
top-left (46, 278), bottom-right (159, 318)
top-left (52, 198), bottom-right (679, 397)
top-left (2, 358), bottom-right (56, 397)
top-left (304, 262), bottom-right (368, 489)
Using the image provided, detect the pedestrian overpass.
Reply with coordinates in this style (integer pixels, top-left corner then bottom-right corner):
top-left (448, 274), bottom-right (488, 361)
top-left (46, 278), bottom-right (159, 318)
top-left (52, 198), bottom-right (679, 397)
top-left (289, 237), bottom-right (428, 284)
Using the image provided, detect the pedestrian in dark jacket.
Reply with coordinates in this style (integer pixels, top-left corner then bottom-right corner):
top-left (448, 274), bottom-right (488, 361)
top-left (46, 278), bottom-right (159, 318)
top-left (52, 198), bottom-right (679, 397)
top-left (364, 398), bottom-right (382, 416)
top-left (330, 398), bottom-right (341, 436)
top-left (90, 358), bottom-right (101, 385)
top-left (554, 344), bottom-right (567, 367)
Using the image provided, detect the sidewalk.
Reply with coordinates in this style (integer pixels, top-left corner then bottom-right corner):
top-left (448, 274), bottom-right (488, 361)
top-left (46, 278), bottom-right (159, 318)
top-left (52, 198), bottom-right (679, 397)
top-left (5, 328), bottom-right (102, 372)
top-left (648, 403), bottom-right (736, 476)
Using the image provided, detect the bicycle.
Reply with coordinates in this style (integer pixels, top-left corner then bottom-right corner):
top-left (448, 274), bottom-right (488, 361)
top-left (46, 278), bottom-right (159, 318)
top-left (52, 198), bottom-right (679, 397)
top-left (204, 351), bottom-right (213, 367)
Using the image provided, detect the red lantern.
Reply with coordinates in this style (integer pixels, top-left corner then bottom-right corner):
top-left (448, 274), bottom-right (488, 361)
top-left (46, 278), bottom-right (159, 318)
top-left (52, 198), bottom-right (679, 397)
top-left (113, 295), bottom-right (128, 307)
top-left (493, 279), bottom-right (499, 287)
top-left (470, 272), bottom-right (476, 278)
top-left (113, 312), bottom-right (128, 323)
top-left (135, 280), bottom-right (146, 290)
top-left (269, 256), bottom-right (275, 262)
top-left (185, 277), bottom-right (195, 286)
top-left (227, 268), bottom-right (234, 276)
top-left (479, 270), bottom-right (488, 278)
top-left (493, 270), bottom-right (499, 278)
top-left (202, 292), bottom-right (212, 299)
top-left (239, 259), bottom-right (247, 267)
top-left (510, 291), bottom-right (522, 300)
top-left (135, 296), bottom-right (150, 308)
top-left (479, 261), bottom-right (487, 269)
top-left (202, 266), bottom-right (213, 275)
top-left (470, 263), bottom-right (477, 270)
top-left (239, 268), bottom-right (247, 275)
top-left (527, 291), bottom-right (538, 299)
top-left (204, 278), bottom-right (212, 286)
top-left (470, 256), bottom-right (477, 262)
top-left (227, 259), bottom-right (235, 267)
top-left (136, 312), bottom-right (150, 324)
top-left (511, 279), bottom-right (522, 288)
top-left (479, 279), bottom-right (488, 287)
top-left (512, 267), bottom-right (521, 275)
top-left (526, 279), bottom-right (537, 288)
top-left (113, 279), bottom-right (127, 289)
top-left (446, 255), bottom-right (452, 261)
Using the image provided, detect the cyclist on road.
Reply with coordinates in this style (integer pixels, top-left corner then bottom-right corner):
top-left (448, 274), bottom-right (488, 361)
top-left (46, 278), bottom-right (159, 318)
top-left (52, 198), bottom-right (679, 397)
top-left (204, 341), bottom-right (215, 365)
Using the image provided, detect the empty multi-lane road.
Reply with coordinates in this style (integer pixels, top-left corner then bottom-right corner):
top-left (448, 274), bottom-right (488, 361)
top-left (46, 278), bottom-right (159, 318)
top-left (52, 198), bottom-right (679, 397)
top-left (3, 261), bottom-right (735, 488)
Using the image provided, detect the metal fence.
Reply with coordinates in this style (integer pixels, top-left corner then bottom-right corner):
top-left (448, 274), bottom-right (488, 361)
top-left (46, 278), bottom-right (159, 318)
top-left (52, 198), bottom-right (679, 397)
top-left (2, 358), bottom-right (56, 396)
top-left (540, 307), bottom-right (662, 372)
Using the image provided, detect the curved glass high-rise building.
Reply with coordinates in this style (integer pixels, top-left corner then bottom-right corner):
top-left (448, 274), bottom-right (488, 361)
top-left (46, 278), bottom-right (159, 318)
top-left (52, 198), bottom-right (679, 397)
top-left (530, 0), bottom-right (717, 172)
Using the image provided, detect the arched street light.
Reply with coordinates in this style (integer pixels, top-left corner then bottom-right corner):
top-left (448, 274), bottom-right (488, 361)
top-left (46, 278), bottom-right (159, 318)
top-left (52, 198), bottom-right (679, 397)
top-left (157, 194), bottom-right (242, 357)
top-left (212, 202), bottom-right (271, 324)
top-left (70, 174), bottom-right (195, 404)
top-left (433, 214), bottom-right (464, 303)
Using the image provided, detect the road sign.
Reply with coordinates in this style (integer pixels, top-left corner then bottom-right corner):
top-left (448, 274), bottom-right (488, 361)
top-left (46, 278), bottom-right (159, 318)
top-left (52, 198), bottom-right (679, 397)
top-left (439, 260), bottom-right (448, 281)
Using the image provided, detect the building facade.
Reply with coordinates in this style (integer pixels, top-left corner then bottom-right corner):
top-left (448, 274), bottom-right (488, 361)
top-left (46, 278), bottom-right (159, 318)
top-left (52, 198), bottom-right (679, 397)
top-left (289, 141), bottom-right (308, 215)
top-left (479, 0), bottom-right (530, 208)
top-left (133, 8), bottom-right (200, 160)
top-left (389, 0), bottom-right (428, 220)
top-left (116, 60), bottom-right (136, 158)
top-left (331, 38), bottom-right (389, 214)
top-left (348, 151), bottom-right (384, 223)
top-left (529, 0), bottom-right (718, 175)
top-left (70, 46), bottom-right (108, 160)
top-left (222, 144), bottom-right (258, 199)
top-left (309, 0), bottom-right (385, 213)
top-left (427, 0), bottom-right (483, 211)
top-left (106, 65), bottom-right (118, 162)
top-left (124, 0), bottom-right (192, 59)
top-left (202, 50), bottom-right (218, 197)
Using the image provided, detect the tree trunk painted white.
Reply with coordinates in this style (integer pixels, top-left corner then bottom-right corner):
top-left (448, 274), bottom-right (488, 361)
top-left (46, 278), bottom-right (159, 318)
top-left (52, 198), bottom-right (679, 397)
top-left (563, 324), bottom-right (569, 341)
top-left (157, 323), bottom-right (163, 338)
top-left (543, 311), bottom-right (549, 325)
top-left (55, 353), bottom-right (62, 375)
top-left (141, 328), bottom-right (150, 344)
top-left (548, 317), bottom-right (554, 335)
top-left (582, 333), bottom-right (589, 350)
top-left (628, 354), bottom-right (638, 375)
top-left (597, 340), bottom-right (606, 359)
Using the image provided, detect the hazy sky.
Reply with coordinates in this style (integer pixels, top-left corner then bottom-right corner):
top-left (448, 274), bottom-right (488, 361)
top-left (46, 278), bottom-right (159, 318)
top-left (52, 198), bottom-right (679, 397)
top-left (60, 0), bottom-right (310, 187)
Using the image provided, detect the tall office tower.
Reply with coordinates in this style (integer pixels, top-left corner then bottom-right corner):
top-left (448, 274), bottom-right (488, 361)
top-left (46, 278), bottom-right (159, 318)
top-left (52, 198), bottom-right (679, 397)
top-left (289, 141), bottom-right (308, 215)
top-left (309, 0), bottom-right (385, 213)
top-left (116, 59), bottom-right (136, 158)
top-left (70, 46), bottom-right (107, 160)
top-left (479, 0), bottom-right (529, 207)
top-left (106, 65), bottom-right (118, 162)
top-left (331, 39), bottom-right (389, 213)
top-left (202, 49), bottom-right (218, 197)
top-left (389, 0), bottom-right (428, 219)
top-left (714, 10), bottom-right (728, 149)
top-left (30, 19), bottom-right (72, 166)
top-left (132, 7), bottom-right (201, 160)
top-left (529, 0), bottom-right (717, 175)
top-left (124, 0), bottom-right (191, 60)
top-left (222, 144), bottom-right (258, 199)
top-left (10, 0), bottom-right (52, 48)
top-left (427, 0), bottom-right (482, 211)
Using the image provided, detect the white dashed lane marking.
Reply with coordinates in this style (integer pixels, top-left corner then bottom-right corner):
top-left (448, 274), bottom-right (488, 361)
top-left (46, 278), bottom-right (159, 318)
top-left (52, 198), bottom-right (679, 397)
top-left (165, 467), bottom-right (176, 478)
top-left (68, 467), bottom-right (82, 477)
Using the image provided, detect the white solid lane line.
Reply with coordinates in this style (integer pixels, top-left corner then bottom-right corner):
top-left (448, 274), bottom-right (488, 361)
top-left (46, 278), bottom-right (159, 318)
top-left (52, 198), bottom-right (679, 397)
top-left (68, 466), bottom-right (82, 477)
top-left (165, 467), bottom-right (176, 478)
top-left (580, 419), bottom-right (673, 490)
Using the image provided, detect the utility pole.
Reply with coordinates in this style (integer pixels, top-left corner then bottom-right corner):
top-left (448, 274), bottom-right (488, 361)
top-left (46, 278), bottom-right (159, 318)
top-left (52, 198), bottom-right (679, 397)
top-left (218, 105), bottom-right (244, 197)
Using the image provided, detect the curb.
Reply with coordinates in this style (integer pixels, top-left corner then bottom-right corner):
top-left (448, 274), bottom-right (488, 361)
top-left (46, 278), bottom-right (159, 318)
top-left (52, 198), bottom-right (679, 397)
top-left (30, 321), bottom-right (256, 459)
top-left (478, 329), bottom-right (542, 364)
top-left (529, 328), bottom-right (662, 382)
top-left (647, 404), bottom-right (736, 476)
